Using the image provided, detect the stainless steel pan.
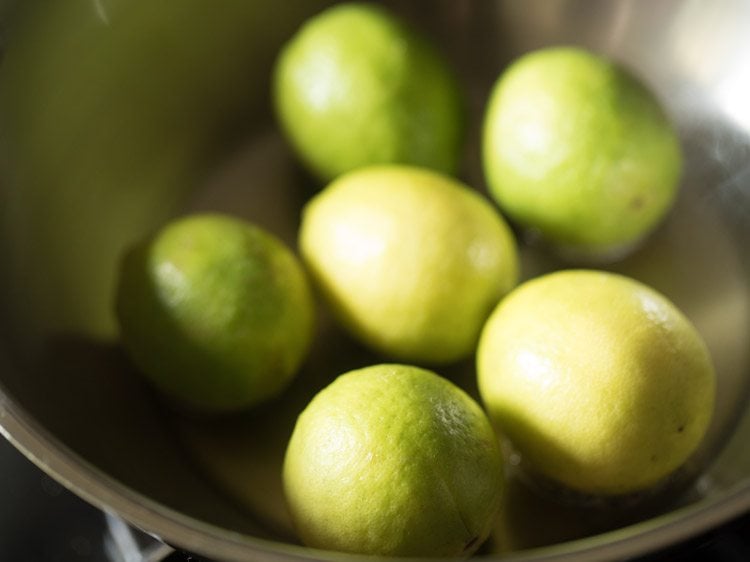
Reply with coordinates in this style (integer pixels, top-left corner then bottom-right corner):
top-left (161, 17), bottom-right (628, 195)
top-left (1, 1), bottom-right (749, 560)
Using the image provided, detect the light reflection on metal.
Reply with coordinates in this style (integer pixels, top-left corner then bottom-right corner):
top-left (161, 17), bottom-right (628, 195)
top-left (92, 0), bottom-right (110, 25)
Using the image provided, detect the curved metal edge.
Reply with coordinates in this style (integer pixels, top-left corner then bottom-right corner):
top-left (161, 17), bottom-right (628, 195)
top-left (3, 377), bottom-right (750, 562)
top-left (0, 386), bottom-right (304, 562)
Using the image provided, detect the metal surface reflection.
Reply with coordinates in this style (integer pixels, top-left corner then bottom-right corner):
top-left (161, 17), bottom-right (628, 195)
top-left (0, 1), bottom-right (749, 561)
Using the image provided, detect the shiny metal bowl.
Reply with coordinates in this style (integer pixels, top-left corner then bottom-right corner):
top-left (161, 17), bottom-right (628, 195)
top-left (1, 1), bottom-right (749, 560)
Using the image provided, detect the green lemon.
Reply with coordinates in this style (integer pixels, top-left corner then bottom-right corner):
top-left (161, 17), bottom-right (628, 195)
top-left (299, 165), bottom-right (519, 364)
top-left (284, 363), bottom-right (503, 557)
top-left (115, 213), bottom-right (315, 413)
top-left (477, 270), bottom-right (715, 496)
top-left (273, 2), bottom-right (464, 182)
top-left (483, 46), bottom-right (682, 260)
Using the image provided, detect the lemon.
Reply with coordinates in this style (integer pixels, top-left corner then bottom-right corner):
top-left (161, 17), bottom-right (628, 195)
top-left (273, 2), bottom-right (464, 182)
top-left (115, 213), bottom-right (315, 413)
top-left (284, 363), bottom-right (503, 557)
top-left (477, 270), bottom-right (715, 496)
top-left (483, 46), bottom-right (682, 260)
top-left (299, 165), bottom-right (518, 364)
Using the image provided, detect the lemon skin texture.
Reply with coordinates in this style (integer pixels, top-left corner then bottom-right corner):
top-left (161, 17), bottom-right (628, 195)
top-left (116, 213), bottom-right (315, 413)
top-left (477, 270), bottom-right (715, 496)
top-left (284, 363), bottom-right (504, 557)
top-left (299, 165), bottom-right (519, 364)
top-left (483, 47), bottom-right (682, 260)
top-left (274, 2), bottom-right (464, 182)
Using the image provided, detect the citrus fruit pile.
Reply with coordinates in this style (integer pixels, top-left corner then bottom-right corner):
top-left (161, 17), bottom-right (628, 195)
top-left (114, 2), bottom-right (715, 558)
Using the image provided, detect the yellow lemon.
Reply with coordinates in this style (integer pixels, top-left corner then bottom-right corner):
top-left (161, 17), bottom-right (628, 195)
top-left (477, 270), bottom-right (715, 496)
top-left (299, 165), bottom-right (518, 364)
top-left (284, 363), bottom-right (504, 557)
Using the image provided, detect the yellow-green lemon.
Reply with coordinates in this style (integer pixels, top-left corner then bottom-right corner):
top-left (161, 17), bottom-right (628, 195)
top-left (273, 2), bottom-right (464, 182)
top-left (483, 46), bottom-right (682, 260)
top-left (284, 363), bottom-right (504, 557)
top-left (115, 213), bottom-right (315, 413)
top-left (299, 165), bottom-right (519, 364)
top-left (477, 270), bottom-right (715, 496)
